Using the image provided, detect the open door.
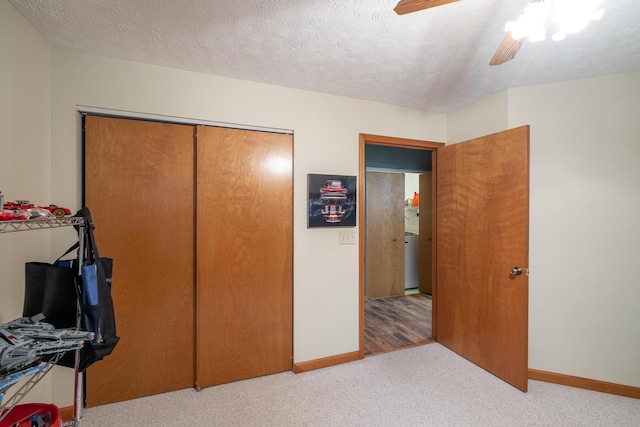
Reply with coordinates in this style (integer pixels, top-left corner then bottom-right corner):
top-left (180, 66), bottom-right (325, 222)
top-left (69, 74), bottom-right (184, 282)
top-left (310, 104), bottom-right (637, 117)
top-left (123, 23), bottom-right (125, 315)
top-left (436, 126), bottom-right (529, 391)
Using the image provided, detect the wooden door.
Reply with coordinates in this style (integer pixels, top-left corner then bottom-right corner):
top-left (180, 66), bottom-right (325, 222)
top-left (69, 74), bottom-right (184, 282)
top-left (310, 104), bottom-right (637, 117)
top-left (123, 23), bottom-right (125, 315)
top-left (84, 116), bottom-right (195, 406)
top-left (418, 172), bottom-right (433, 295)
top-left (436, 126), bottom-right (529, 391)
top-left (365, 171), bottom-right (405, 299)
top-left (196, 126), bottom-right (293, 388)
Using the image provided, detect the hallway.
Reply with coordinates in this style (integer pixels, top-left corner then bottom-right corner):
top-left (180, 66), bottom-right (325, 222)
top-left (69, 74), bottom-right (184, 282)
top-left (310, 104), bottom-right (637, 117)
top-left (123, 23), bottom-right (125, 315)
top-left (364, 292), bottom-right (434, 356)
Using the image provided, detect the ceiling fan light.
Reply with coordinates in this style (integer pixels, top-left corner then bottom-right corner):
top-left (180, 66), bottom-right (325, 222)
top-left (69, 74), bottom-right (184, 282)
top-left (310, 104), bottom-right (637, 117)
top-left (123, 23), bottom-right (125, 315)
top-left (552, 0), bottom-right (604, 35)
top-left (591, 8), bottom-right (605, 21)
top-left (505, 0), bottom-right (551, 42)
top-left (504, 20), bottom-right (546, 43)
top-left (555, 15), bottom-right (589, 35)
top-left (529, 30), bottom-right (547, 43)
top-left (523, 0), bottom-right (552, 21)
top-left (492, 0), bottom-right (606, 66)
top-left (504, 21), bottom-right (521, 38)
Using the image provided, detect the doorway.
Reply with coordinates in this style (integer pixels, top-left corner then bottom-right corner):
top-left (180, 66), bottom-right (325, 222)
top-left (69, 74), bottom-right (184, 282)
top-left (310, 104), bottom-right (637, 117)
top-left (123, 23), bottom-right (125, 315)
top-left (359, 128), bottom-right (530, 392)
top-left (358, 134), bottom-right (444, 357)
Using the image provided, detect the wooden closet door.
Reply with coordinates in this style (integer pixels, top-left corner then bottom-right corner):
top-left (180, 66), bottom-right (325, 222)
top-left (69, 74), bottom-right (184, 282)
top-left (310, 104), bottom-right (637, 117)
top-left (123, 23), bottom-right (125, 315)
top-left (84, 116), bottom-right (195, 406)
top-left (196, 126), bottom-right (293, 388)
top-left (365, 171), bottom-right (405, 299)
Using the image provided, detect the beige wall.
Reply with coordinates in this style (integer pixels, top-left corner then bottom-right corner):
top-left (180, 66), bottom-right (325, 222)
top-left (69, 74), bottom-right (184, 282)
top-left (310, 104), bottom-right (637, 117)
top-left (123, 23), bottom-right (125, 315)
top-left (446, 71), bottom-right (640, 388)
top-left (509, 73), bottom-right (640, 388)
top-left (446, 89), bottom-right (509, 144)
top-left (0, 0), bottom-right (56, 404)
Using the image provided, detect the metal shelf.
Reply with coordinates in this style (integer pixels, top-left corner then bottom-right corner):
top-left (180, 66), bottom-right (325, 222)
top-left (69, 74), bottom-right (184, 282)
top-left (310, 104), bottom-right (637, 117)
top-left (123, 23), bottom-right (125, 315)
top-left (0, 354), bottom-right (64, 424)
top-left (0, 217), bottom-right (83, 233)
top-left (0, 217), bottom-right (85, 426)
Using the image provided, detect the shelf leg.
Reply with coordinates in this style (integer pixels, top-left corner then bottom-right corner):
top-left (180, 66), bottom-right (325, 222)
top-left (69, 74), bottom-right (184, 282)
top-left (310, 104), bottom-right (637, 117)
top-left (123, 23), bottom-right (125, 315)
top-left (73, 222), bottom-right (85, 426)
top-left (73, 369), bottom-right (83, 426)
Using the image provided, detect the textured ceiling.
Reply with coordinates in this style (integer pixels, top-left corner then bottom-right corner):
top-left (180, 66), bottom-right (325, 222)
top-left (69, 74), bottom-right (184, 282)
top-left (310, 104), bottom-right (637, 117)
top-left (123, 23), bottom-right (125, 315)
top-left (9, 0), bottom-right (640, 112)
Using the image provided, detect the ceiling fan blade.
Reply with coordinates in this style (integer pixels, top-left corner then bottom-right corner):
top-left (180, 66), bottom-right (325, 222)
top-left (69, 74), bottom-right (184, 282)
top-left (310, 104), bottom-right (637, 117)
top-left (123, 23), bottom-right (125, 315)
top-left (394, 0), bottom-right (462, 15)
top-left (489, 32), bottom-right (525, 66)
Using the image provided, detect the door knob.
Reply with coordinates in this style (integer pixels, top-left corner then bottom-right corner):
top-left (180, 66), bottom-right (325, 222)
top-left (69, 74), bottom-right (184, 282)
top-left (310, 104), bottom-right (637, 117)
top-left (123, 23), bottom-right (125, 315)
top-left (510, 267), bottom-right (523, 276)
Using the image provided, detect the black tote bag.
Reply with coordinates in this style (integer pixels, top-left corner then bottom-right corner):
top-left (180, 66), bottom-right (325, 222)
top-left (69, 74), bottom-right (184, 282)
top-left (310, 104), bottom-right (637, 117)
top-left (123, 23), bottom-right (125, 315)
top-left (23, 207), bottom-right (119, 371)
top-left (23, 260), bottom-right (78, 330)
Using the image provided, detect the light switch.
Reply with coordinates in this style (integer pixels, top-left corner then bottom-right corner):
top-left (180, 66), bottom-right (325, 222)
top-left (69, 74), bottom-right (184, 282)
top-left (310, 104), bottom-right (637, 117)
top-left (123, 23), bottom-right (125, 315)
top-left (339, 230), bottom-right (356, 245)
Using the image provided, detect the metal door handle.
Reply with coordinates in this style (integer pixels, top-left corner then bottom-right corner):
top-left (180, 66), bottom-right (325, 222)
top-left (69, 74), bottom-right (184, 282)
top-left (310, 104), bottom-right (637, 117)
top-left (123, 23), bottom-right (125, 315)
top-left (510, 267), bottom-right (523, 276)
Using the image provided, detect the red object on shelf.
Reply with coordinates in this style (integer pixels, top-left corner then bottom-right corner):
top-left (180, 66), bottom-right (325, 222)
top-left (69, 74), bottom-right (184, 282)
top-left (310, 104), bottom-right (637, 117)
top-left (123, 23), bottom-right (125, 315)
top-left (412, 191), bottom-right (419, 207)
top-left (0, 403), bottom-right (62, 427)
top-left (40, 205), bottom-right (72, 218)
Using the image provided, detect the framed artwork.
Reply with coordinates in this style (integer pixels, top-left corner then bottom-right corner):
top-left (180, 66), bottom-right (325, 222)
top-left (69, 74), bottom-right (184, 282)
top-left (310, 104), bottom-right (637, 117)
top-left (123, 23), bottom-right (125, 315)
top-left (307, 174), bottom-right (357, 228)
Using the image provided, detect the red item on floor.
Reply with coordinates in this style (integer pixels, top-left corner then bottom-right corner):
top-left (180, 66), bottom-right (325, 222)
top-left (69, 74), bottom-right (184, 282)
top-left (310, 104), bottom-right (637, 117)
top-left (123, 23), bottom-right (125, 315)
top-left (0, 403), bottom-right (62, 427)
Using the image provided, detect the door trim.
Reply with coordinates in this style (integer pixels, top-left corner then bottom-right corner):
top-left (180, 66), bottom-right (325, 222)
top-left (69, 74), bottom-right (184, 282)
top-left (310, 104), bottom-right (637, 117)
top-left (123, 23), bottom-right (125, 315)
top-left (358, 134), bottom-right (445, 358)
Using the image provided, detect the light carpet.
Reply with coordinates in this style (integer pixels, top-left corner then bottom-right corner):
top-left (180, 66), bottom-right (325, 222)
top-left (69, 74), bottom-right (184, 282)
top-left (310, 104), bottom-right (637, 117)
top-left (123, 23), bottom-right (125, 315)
top-left (79, 343), bottom-right (639, 426)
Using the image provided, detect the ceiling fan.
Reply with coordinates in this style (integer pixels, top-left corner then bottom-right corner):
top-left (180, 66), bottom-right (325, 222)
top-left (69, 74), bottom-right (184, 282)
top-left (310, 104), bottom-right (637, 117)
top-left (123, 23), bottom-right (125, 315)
top-left (393, 0), bottom-right (523, 66)
top-left (394, 0), bottom-right (605, 66)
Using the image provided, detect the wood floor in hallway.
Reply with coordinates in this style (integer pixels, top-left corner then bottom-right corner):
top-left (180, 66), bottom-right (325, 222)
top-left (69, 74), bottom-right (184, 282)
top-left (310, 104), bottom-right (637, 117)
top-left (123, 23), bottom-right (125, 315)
top-left (364, 292), bottom-right (434, 356)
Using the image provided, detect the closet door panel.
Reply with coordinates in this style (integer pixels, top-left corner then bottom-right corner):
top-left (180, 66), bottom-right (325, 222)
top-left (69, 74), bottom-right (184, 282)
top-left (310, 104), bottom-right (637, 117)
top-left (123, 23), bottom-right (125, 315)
top-left (365, 171), bottom-right (405, 299)
top-left (196, 126), bottom-right (293, 388)
top-left (84, 116), bottom-right (195, 406)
